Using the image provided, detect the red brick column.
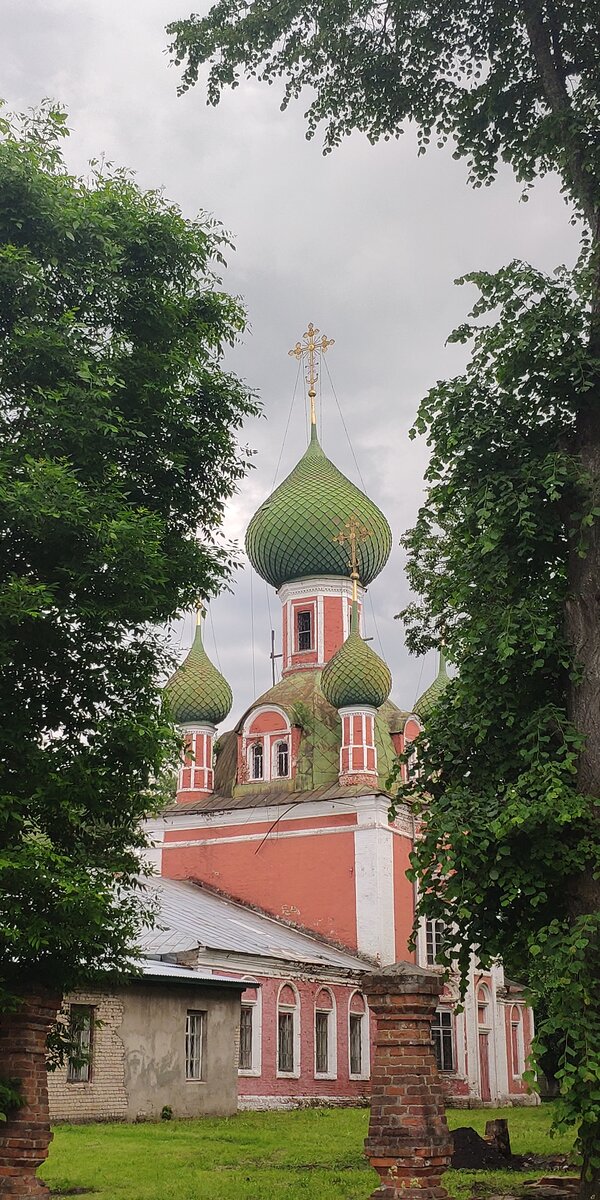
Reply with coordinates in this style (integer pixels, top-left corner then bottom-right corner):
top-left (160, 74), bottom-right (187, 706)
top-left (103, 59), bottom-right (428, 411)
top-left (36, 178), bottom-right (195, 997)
top-left (0, 993), bottom-right (60, 1197)
top-left (363, 962), bottom-right (453, 1200)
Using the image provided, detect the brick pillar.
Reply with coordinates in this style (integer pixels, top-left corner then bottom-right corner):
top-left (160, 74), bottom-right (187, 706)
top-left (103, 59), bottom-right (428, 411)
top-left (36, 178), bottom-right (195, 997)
top-left (363, 962), bottom-right (453, 1200)
top-left (0, 992), bottom-right (60, 1197)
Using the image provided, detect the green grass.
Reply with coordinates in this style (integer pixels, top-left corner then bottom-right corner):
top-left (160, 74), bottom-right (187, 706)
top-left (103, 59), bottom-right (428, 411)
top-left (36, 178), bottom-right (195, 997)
top-left (41, 1104), bottom-right (575, 1200)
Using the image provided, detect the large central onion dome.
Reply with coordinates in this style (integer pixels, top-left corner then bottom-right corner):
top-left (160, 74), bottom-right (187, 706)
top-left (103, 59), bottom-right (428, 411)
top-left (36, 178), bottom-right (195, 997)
top-left (164, 618), bottom-right (233, 726)
top-left (246, 426), bottom-right (392, 588)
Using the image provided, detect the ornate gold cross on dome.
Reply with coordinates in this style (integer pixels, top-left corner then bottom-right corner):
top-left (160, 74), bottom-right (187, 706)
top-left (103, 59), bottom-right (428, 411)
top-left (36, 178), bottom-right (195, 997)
top-left (334, 514), bottom-right (374, 602)
top-left (288, 322), bottom-right (335, 427)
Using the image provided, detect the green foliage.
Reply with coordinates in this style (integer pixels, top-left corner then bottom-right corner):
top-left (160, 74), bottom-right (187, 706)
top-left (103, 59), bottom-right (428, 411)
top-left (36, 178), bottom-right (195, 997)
top-left (0, 1076), bottom-right (24, 1123)
top-left (391, 259), bottom-right (600, 1161)
top-left (166, 1), bottom-right (600, 222)
top-left (0, 104), bottom-right (258, 1012)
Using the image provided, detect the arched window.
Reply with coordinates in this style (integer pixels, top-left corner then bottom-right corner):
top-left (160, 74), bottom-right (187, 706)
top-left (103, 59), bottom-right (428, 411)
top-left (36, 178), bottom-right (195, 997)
top-left (238, 982), bottom-right (261, 1075)
top-left (510, 1004), bottom-right (524, 1077)
top-left (477, 985), bottom-right (490, 1026)
top-left (349, 991), bottom-right (368, 1079)
top-left (275, 740), bottom-right (289, 778)
top-left (251, 742), bottom-right (263, 780)
top-left (277, 984), bottom-right (299, 1076)
top-left (314, 988), bottom-right (336, 1078)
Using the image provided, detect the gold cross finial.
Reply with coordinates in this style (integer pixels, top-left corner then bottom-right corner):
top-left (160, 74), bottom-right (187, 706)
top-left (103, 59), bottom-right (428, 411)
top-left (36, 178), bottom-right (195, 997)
top-left (288, 322), bottom-right (335, 427)
top-left (333, 515), bottom-right (373, 601)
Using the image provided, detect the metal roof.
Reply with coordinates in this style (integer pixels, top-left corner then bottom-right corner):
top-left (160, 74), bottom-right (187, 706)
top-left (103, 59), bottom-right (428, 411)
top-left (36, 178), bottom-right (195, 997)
top-left (139, 876), bottom-right (372, 973)
top-left (138, 959), bottom-right (245, 989)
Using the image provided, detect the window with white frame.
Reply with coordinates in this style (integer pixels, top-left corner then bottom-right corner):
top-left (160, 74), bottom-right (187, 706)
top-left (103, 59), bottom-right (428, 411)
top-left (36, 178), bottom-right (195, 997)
top-left (477, 984), bottom-right (490, 1026)
top-left (425, 918), bottom-right (446, 966)
top-left (432, 1008), bottom-right (454, 1072)
top-left (239, 1006), bottom-right (253, 1070)
top-left (275, 740), bottom-right (289, 778)
top-left (277, 984), bottom-right (299, 1075)
top-left (67, 1004), bottom-right (94, 1083)
top-left (238, 984), bottom-right (261, 1075)
top-left (250, 742), bottom-right (263, 780)
top-left (510, 1004), bottom-right (524, 1077)
top-left (185, 1010), bottom-right (205, 1080)
top-left (349, 992), bottom-right (368, 1078)
top-left (296, 609), bottom-right (312, 652)
top-left (314, 989), bottom-right (336, 1078)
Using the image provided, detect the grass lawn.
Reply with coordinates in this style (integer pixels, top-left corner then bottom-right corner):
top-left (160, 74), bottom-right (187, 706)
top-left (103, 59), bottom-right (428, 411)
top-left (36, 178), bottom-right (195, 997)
top-left (41, 1103), bottom-right (575, 1200)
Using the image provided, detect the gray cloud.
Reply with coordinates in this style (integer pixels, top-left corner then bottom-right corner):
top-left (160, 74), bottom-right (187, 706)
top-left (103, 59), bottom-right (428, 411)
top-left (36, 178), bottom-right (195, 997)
top-left (3, 1), bottom-right (580, 724)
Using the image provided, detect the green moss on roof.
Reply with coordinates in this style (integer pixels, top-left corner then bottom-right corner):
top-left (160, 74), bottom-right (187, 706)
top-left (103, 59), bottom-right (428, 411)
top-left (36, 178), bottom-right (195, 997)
top-left (414, 651), bottom-right (450, 720)
top-left (321, 602), bottom-right (392, 710)
top-left (164, 621), bottom-right (233, 726)
top-left (245, 426), bottom-right (392, 588)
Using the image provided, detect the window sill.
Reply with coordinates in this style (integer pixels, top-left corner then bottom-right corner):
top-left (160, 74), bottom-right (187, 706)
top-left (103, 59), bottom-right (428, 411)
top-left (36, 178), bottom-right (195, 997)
top-left (185, 1078), bottom-right (207, 1084)
top-left (349, 1074), bottom-right (370, 1082)
top-left (238, 1068), bottom-right (262, 1077)
top-left (276, 1070), bottom-right (301, 1080)
top-left (314, 1072), bottom-right (338, 1081)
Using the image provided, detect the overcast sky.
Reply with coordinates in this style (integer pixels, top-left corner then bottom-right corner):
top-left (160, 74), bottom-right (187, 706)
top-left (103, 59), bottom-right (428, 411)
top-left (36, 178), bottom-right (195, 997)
top-left (3, 1), bottom-right (580, 724)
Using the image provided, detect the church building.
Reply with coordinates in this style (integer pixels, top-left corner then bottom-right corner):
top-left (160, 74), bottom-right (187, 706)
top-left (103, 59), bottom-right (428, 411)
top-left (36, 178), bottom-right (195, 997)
top-left (148, 324), bottom-right (535, 1109)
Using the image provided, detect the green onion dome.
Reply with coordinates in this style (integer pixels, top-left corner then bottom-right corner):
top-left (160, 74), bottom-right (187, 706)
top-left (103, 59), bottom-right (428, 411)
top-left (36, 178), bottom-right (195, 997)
top-left (321, 602), bottom-right (392, 710)
top-left (246, 426), bottom-right (392, 588)
top-left (164, 619), bottom-right (233, 726)
top-left (414, 651), bottom-right (449, 721)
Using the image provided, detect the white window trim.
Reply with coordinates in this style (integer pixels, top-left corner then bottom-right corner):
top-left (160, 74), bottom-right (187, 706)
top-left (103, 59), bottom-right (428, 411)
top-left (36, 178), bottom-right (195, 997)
top-left (276, 982), bottom-right (301, 1079)
top-left (432, 1006), bottom-right (456, 1073)
top-left (348, 992), bottom-right (370, 1081)
top-left (238, 983), bottom-right (262, 1078)
top-left (510, 1005), bottom-right (525, 1078)
top-left (271, 737), bottom-right (291, 781)
top-left (185, 1009), bottom-right (207, 1083)
top-left (314, 989), bottom-right (337, 1080)
top-left (293, 600), bottom-right (317, 655)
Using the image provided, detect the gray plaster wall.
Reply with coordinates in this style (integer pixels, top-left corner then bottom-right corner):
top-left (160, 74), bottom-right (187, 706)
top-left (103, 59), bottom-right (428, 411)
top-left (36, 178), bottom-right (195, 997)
top-left (120, 984), bottom-right (241, 1120)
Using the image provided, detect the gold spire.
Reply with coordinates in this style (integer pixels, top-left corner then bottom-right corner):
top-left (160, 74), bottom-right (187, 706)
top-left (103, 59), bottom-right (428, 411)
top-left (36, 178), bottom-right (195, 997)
top-left (196, 605), bottom-right (206, 627)
top-left (333, 514), bottom-right (373, 602)
top-left (288, 322), bottom-right (335, 427)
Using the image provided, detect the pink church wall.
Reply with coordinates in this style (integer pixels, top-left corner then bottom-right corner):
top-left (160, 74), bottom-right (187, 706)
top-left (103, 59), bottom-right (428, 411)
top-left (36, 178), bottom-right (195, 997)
top-left (393, 835), bottom-right (415, 962)
top-left (162, 816), bottom-right (360, 947)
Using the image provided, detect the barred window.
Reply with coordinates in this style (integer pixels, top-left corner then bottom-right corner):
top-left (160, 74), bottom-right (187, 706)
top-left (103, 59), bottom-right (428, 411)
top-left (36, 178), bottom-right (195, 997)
top-left (67, 1005), bottom-right (93, 1083)
top-left (432, 1008), bottom-right (454, 1072)
top-left (425, 918), bottom-right (446, 966)
top-left (349, 1013), bottom-right (363, 1076)
top-left (278, 1011), bottom-right (294, 1073)
top-left (239, 1005), bottom-right (253, 1071)
top-left (315, 1011), bottom-right (329, 1075)
top-left (185, 1011), bottom-right (205, 1080)
top-left (276, 740), bottom-right (289, 778)
top-left (297, 610), bottom-right (312, 652)
top-left (251, 742), bottom-right (263, 780)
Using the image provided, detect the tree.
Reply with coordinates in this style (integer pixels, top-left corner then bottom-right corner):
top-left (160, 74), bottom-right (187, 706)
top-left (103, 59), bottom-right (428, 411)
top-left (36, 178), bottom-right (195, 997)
top-left (395, 259), bottom-right (600, 1190)
top-left (0, 102), bottom-right (256, 1179)
top-left (165, 2), bottom-right (600, 1186)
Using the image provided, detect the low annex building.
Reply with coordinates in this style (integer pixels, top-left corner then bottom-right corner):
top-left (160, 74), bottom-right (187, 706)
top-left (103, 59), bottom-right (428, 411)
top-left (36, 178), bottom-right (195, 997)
top-left (151, 326), bottom-right (536, 1110)
top-left (48, 960), bottom-right (246, 1123)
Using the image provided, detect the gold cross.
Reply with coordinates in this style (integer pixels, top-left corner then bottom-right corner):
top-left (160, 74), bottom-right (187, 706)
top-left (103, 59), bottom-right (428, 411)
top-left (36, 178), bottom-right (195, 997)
top-left (333, 515), bottom-right (373, 600)
top-left (288, 322), bottom-right (335, 426)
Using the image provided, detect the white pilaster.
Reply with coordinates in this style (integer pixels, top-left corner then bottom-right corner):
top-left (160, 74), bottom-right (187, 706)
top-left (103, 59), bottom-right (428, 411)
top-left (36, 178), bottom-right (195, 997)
top-left (353, 796), bottom-right (396, 963)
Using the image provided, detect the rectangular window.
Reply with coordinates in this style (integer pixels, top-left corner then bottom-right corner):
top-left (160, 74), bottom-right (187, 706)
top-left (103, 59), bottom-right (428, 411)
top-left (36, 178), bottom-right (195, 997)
top-left (278, 1011), bottom-right (294, 1073)
top-left (349, 1013), bottom-right (363, 1076)
top-left (296, 610), bottom-right (312, 652)
top-left (67, 1005), bottom-right (93, 1083)
top-left (432, 1008), bottom-right (454, 1072)
top-left (186, 1010), bottom-right (205, 1080)
top-left (425, 918), bottom-right (446, 966)
top-left (239, 1005), bottom-right (253, 1071)
top-left (315, 1011), bottom-right (329, 1075)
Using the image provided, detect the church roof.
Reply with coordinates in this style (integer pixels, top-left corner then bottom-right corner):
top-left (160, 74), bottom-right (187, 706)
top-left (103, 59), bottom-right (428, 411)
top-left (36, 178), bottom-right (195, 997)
top-left (164, 619), bottom-right (233, 726)
top-left (414, 651), bottom-right (450, 720)
top-left (171, 668), bottom-right (407, 812)
top-left (245, 426), bottom-right (392, 588)
top-left (321, 600), bottom-right (392, 710)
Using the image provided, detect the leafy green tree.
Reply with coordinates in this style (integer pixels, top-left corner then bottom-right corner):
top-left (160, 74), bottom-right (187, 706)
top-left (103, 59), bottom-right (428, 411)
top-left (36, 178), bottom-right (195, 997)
top-left (397, 259), bottom-right (599, 1190)
top-left (0, 103), bottom-right (256, 1071)
top-left (165, 2), bottom-right (600, 1184)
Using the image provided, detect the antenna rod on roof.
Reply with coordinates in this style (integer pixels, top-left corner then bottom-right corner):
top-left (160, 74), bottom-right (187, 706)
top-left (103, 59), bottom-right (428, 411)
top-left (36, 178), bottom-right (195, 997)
top-left (270, 629), bottom-right (282, 686)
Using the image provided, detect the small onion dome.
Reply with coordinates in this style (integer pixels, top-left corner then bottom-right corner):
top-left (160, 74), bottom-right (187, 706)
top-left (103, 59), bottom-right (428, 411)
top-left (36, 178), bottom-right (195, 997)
top-left (164, 619), bottom-right (233, 726)
top-left (414, 650), bottom-right (450, 720)
top-left (246, 426), bottom-right (392, 589)
top-left (321, 602), bottom-right (392, 710)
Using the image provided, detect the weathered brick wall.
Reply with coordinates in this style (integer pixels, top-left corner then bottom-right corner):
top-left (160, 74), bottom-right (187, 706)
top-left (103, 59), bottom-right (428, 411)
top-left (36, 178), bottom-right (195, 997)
top-left (47, 991), bottom-right (128, 1123)
top-left (0, 991), bottom-right (59, 1199)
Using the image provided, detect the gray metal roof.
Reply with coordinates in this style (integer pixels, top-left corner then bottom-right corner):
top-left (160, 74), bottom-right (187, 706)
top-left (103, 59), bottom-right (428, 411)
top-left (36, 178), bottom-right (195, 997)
top-left (139, 876), bottom-right (371, 973)
top-left (138, 959), bottom-right (245, 988)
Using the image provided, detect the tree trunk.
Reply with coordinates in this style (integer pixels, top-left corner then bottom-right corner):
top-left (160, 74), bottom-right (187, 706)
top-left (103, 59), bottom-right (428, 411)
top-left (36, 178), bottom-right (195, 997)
top-left (0, 992), bottom-right (59, 1198)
